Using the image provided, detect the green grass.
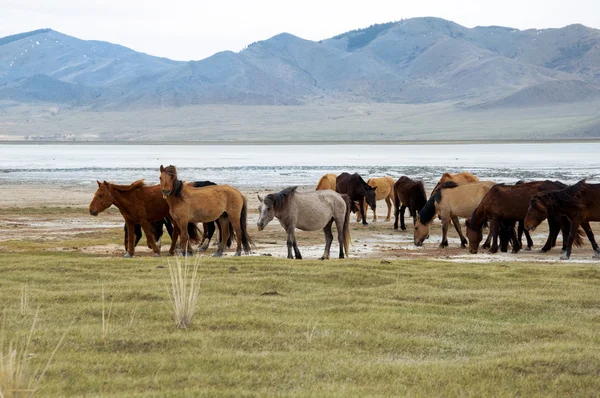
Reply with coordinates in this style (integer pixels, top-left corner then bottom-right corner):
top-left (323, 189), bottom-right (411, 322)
top-left (1, 249), bottom-right (600, 396)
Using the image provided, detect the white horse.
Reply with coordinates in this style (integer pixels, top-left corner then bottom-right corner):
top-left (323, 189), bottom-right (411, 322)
top-left (257, 187), bottom-right (351, 260)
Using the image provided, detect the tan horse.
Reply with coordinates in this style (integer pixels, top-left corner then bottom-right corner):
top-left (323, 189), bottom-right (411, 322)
top-left (316, 173), bottom-right (337, 191)
top-left (159, 165), bottom-right (253, 257)
top-left (431, 172), bottom-right (479, 195)
top-left (358, 176), bottom-right (395, 222)
top-left (414, 181), bottom-right (496, 248)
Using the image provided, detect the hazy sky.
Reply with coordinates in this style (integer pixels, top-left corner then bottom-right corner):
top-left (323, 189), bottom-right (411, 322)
top-left (2, 0), bottom-right (599, 61)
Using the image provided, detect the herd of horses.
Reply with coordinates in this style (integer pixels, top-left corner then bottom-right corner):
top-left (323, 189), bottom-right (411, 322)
top-left (88, 166), bottom-right (600, 261)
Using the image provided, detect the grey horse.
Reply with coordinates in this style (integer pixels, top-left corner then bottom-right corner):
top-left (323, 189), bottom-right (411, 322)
top-left (257, 187), bottom-right (352, 260)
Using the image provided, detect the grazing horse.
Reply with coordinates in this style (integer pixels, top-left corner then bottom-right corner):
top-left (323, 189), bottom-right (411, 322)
top-left (257, 187), bottom-right (351, 260)
top-left (316, 174), bottom-right (337, 191)
top-left (392, 176), bottom-right (427, 231)
top-left (336, 172), bottom-right (377, 226)
top-left (358, 176), bottom-right (395, 222)
top-left (431, 172), bottom-right (479, 195)
top-left (159, 165), bottom-right (253, 257)
top-left (89, 180), bottom-right (201, 257)
top-left (414, 181), bottom-right (496, 247)
top-left (466, 181), bottom-right (585, 254)
top-left (525, 180), bottom-right (600, 260)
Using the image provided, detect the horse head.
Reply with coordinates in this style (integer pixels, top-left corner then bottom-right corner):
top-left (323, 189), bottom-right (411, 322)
top-left (524, 194), bottom-right (548, 232)
top-left (365, 185), bottom-right (377, 210)
top-left (159, 165), bottom-right (178, 198)
top-left (413, 213), bottom-right (430, 247)
top-left (89, 180), bottom-right (114, 216)
top-left (257, 194), bottom-right (276, 231)
top-left (465, 217), bottom-right (482, 254)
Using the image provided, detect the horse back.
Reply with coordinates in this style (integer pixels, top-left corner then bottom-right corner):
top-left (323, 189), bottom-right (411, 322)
top-left (440, 181), bottom-right (495, 218)
top-left (134, 184), bottom-right (170, 221)
top-left (316, 174), bottom-right (336, 191)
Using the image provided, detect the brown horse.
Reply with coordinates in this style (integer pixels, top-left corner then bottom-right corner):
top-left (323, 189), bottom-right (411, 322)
top-left (431, 172), bottom-right (479, 195)
top-left (525, 180), bottom-right (600, 260)
top-left (89, 180), bottom-right (201, 257)
top-left (159, 165), bottom-right (253, 257)
top-left (414, 181), bottom-right (496, 247)
top-left (392, 176), bottom-right (427, 231)
top-left (336, 172), bottom-right (377, 226)
top-left (123, 219), bottom-right (173, 252)
top-left (466, 181), bottom-right (586, 254)
top-left (316, 174), bottom-right (337, 191)
top-left (357, 176), bottom-right (395, 222)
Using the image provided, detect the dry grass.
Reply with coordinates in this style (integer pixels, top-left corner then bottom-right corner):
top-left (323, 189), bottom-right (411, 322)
top-left (167, 256), bottom-right (201, 329)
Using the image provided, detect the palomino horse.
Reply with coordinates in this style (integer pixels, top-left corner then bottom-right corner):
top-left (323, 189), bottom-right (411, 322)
top-left (358, 176), bottom-right (395, 222)
top-left (431, 172), bottom-right (479, 195)
top-left (89, 180), bottom-right (201, 257)
top-left (257, 187), bottom-right (351, 260)
top-left (467, 181), bottom-right (587, 254)
top-left (159, 165), bottom-right (253, 256)
top-left (414, 181), bottom-right (496, 247)
top-left (392, 176), bottom-right (427, 231)
top-left (316, 174), bottom-right (337, 191)
top-left (336, 172), bottom-right (377, 226)
top-left (525, 180), bottom-right (600, 260)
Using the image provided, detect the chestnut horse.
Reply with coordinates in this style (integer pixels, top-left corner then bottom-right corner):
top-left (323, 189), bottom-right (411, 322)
top-left (414, 181), bottom-right (496, 247)
top-left (257, 187), bottom-right (352, 260)
top-left (466, 181), bottom-right (586, 254)
top-left (123, 220), bottom-right (173, 252)
top-left (358, 176), bottom-right (395, 222)
top-left (392, 176), bottom-right (427, 231)
top-left (316, 173), bottom-right (337, 191)
top-left (159, 165), bottom-right (253, 257)
top-left (89, 180), bottom-right (201, 257)
top-left (336, 172), bottom-right (377, 226)
top-left (525, 180), bottom-right (600, 260)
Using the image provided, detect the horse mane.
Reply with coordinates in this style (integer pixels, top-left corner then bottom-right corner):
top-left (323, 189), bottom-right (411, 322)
top-left (192, 181), bottom-right (216, 188)
top-left (109, 179), bottom-right (146, 192)
top-left (409, 180), bottom-right (427, 217)
top-left (264, 186), bottom-right (298, 211)
top-left (537, 179), bottom-right (589, 212)
top-left (418, 181), bottom-right (458, 224)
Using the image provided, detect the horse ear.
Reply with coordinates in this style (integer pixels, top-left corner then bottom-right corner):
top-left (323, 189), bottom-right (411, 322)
top-left (96, 180), bottom-right (101, 187)
top-left (257, 195), bottom-right (263, 203)
top-left (160, 165), bottom-right (164, 172)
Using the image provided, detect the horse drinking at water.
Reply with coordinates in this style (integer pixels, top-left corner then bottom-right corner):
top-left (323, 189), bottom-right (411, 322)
top-left (336, 172), bottom-right (376, 226)
top-left (257, 187), bottom-right (351, 260)
top-left (392, 176), bottom-right (427, 231)
top-left (525, 180), bottom-right (600, 260)
top-left (414, 181), bottom-right (496, 248)
top-left (159, 165), bottom-right (253, 257)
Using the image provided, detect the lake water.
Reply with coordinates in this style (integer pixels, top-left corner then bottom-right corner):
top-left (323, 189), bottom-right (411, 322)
top-left (0, 143), bottom-right (598, 188)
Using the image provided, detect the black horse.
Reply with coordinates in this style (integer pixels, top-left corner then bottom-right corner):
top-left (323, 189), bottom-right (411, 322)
top-left (336, 172), bottom-right (377, 225)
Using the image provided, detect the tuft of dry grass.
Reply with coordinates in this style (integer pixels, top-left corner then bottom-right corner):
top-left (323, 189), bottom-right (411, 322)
top-left (101, 286), bottom-right (113, 342)
top-left (0, 309), bottom-right (69, 398)
top-left (167, 256), bottom-right (201, 329)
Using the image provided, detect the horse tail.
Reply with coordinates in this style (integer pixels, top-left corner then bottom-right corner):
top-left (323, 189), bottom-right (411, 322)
top-left (573, 227), bottom-right (584, 248)
top-left (393, 181), bottom-right (401, 229)
top-left (187, 222), bottom-right (202, 245)
top-left (342, 194), bottom-right (352, 256)
top-left (240, 196), bottom-right (255, 253)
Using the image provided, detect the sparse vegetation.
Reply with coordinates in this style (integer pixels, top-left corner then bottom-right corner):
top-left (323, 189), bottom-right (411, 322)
top-left (167, 256), bottom-right (201, 329)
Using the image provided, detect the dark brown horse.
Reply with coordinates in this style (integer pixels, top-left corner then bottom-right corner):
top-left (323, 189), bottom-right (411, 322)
top-left (336, 172), bottom-right (377, 226)
top-left (466, 181), bottom-right (586, 254)
top-left (392, 176), bottom-right (427, 231)
top-left (525, 180), bottom-right (600, 260)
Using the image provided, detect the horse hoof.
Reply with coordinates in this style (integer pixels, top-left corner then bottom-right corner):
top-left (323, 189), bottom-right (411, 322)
top-left (153, 253), bottom-right (161, 258)
top-left (593, 251), bottom-right (600, 260)
top-left (233, 251), bottom-right (241, 257)
top-left (123, 253), bottom-right (133, 258)
top-left (198, 247), bottom-right (207, 253)
top-left (560, 253), bottom-right (570, 260)
top-left (212, 252), bottom-right (223, 258)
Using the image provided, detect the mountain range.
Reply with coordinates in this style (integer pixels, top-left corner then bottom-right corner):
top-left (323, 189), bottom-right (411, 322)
top-left (2, 17), bottom-right (600, 109)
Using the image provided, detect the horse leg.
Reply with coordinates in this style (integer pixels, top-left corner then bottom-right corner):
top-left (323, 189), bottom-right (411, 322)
top-left (581, 222), bottom-right (599, 254)
top-left (489, 220), bottom-right (499, 254)
top-left (140, 220), bottom-right (161, 257)
top-left (153, 221), bottom-right (164, 250)
top-left (321, 219), bottom-right (334, 260)
top-left (451, 216), bottom-right (467, 248)
top-left (134, 224), bottom-right (143, 247)
top-left (292, 232), bottom-right (302, 260)
top-left (440, 218), bottom-right (449, 248)
top-left (213, 215), bottom-right (229, 257)
top-left (384, 196), bottom-right (392, 222)
top-left (360, 199), bottom-right (368, 226)
top-left (482, 230), bottom-right (492, 250)
top-left (541, 217), bottom-right (559, 252)
top-left (334, 216), bottom-right (346, 259)
top-left (286, 229), bottom-right (294, 259)
top-left (199, 222), bottom-right (215, 252)
top-left (168, 224), bottom-right (180, 256)
top-left (393, 197), bottom-right (400, 230)
top-left (561, 219), bottom-right (581, 260)
top-left (357, 199), bottom-right (364, 222)
top-left (372, 199), bottom-right (377, 222)
top-left (400, 205), bottom-right (407, 231)
top-left (176, 217), bottom-right (192, 256)
top-left (124, 221), bottom-right (136, 258)
top-left (229, 215), bottom-right (243, 256)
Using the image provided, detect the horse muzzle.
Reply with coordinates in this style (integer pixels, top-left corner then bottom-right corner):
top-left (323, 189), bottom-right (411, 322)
top-left (161, 189), bottom-right (171, 199)
top-left (257, 223), bottom-right (264, 231)
top-left (89, 209), bottom-right (98, 216)
top-left (469, 248), bottom-right (478, 254)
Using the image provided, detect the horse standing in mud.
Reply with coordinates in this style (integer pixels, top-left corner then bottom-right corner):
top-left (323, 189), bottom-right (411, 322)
top-left (159, 165), bottom-right (253, 257)
top-left (466, 181), bottom-right (587, 254)
top-left (393, 176), bottom-right (428, 231)
top-left (257, 187), bottom-right (351, 260)
top-left (358, 176), bottom-right (395, 222)
top-left (414, 181), bottom-right (496, 248)
top-left (525, 180), bottom-right (600, 260)
top-left (336, 172), bottom-right (377, 226)
top-left (316, 174), bottom-right (337, 191)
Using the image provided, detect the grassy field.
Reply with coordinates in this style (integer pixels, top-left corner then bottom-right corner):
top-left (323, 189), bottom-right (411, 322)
top-left (1, 235), bottom-right (600, 396)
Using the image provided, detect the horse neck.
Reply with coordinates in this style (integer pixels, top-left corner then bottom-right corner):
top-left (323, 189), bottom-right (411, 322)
top-left (109, 186), bottom-right (135, 214)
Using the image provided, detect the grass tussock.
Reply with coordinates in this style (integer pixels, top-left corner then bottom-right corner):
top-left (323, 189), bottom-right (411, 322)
top-left (167, 256), bottom-right (201, 329)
